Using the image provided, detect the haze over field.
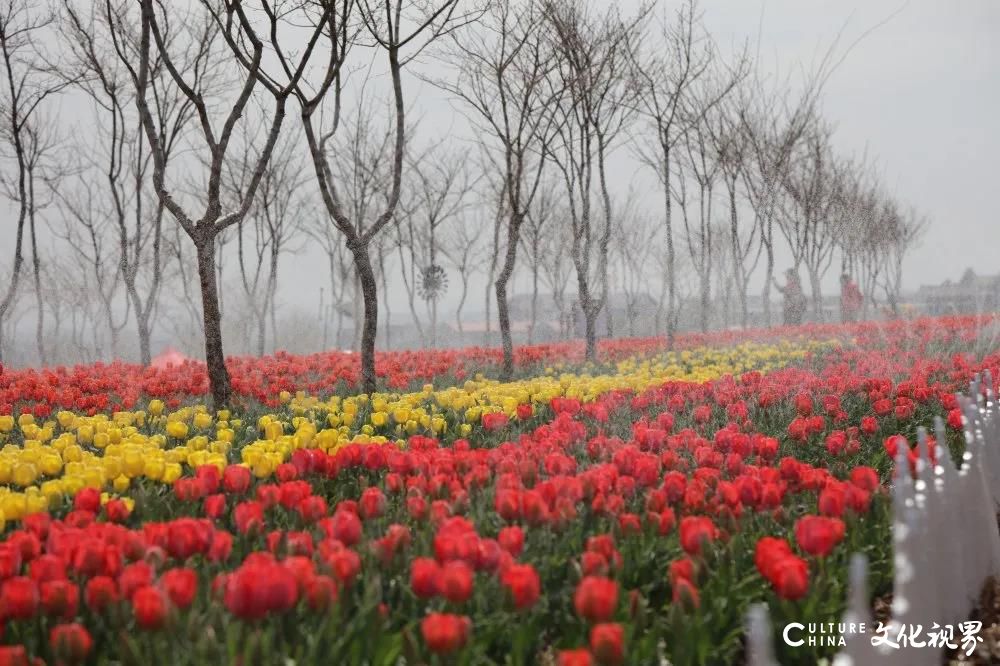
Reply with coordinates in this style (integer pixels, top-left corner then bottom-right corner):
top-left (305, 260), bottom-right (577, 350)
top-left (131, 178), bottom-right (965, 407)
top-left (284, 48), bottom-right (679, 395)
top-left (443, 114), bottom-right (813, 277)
top-left (1, 0), bottom-right (998, 370)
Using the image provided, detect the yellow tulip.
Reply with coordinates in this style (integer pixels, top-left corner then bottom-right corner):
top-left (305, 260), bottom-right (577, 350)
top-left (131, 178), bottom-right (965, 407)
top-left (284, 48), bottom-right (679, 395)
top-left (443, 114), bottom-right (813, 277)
top-left (166, 421), bottom-right (189, 440)
top-left (162, 463), bottom-right (182, 484)
top-left (144, 458), bottom-right (165, 480)
top-left (1, 493), bottom-right (27, 520)
top-left (12, 463), bottom-right (38, 488)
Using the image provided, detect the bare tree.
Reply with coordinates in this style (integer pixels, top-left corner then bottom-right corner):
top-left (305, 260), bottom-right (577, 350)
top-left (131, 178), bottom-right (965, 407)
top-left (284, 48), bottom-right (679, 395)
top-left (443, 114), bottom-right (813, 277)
top-left (221, 122), bottom-right (308, 356)
top-left (679, 100), bottom-right (720, 333)
top-left (705, 95), bottom-right (760, 328)
top-left (403, 145), bottom-right (476, 347)
top-left (118, 1), bottom-right (328, 406)
top-left (836, 163), bottom-right (883, 316)
top-left (537, 207), bottom-right (573, 339)
top-left (611, 191), bottom-right (656, 338)
top-left (737, 81), bottom-right (817, 327)
top-left (50, 181), bottom-right (129, 357)
top-left (58, 0), bottom-right (205, 365)
top-left (519, 179), bottom-right (560, 344)
top-left (544, 0), bottom-right (645, 361)
top-left (308, 208), bottom-right (353, 350)
top-left (393, 194), bottom-right (428, 348)
top-left (479, 169), bottom-right (506, 346)
top-left (0, 1), bottom-right (68, 364)
top-left (875, 202), bottom-right (926, 317)
top-left (432, 0), bottom-right (562, 376)
top-left (261, 0), bottom-right (480, 393)
top-left (778, 121), bottom-right (843, 319)
top-left (440, 205), bottom-right (486, 339)
top-left (631, 0), bottom-right (721, 346)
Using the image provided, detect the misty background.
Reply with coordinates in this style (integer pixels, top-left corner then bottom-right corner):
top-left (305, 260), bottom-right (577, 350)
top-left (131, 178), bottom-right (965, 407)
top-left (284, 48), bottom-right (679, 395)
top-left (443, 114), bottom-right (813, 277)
top-left (1, 0), bottom-right (998, 368)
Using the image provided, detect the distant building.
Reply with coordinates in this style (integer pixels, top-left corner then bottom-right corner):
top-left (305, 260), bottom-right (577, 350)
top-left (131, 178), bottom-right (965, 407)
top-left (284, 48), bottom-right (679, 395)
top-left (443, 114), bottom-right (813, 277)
top-left (916, 269), bottom-right (1000, 315)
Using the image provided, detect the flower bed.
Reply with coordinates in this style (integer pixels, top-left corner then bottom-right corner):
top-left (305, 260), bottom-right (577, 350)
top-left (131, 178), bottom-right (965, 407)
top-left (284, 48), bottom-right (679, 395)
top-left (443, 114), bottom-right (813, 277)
top-left (0, 315), bottom-right (998, 665)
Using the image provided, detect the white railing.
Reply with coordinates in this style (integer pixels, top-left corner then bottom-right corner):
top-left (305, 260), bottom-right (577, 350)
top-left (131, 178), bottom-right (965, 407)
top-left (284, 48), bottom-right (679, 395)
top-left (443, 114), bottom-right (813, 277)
top-left (747, 371), bottom-right (1000, 665)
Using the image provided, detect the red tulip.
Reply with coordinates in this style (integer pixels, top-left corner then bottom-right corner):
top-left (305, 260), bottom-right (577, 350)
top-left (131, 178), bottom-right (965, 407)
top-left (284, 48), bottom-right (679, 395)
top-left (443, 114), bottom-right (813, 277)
top-left (772, 555), bottom-right (810, 600)
top-left (498, 526), bottom-right (524, 557)
top-left (160, 567), bottom-right (198, 610)
top-left (671, 577), bottom-right (700, 611)
top-left (84, 576), bottom-right (119, 614)
top-left (40, 579), bottom-right (79, 620)
top-left (50, 623), bottom-right (93, 664)
top-left (795, 516), bottom-right (846, 557)
top-left (678, 516), bottom-right (717, 556)
top-left (324, 510), bottom-right (362, 547)
top-left (420, 612), bottom-right (471, 654)
top-left (0, 577), bottom-right (38, 620)
top-left (410, 558), bottom-right (440, 599)
top-left (589, 623), bottom-right (625, 665)
top-left (439, 561), bottom-right (474, 604)
top-left (500, 563), bottom-right (541, 610)
top-left (132, 586), bottom-right (169, 630)
top-left (558, 649), bottom-right (594, 666)
top-left (73, 488), bottom-right (101, 513)
top-left (668, 557), bottom-right (695, 586)
top-left (306, 575), bottom-right (339, 613)
top-left (574, 576), bottom-right (618, 623)
top-left (203, 494), bottom-right (227, 520)
top-left (222, 465), bottom-right (252, 494)
top-left (359, 487), bottom-right (387, 520)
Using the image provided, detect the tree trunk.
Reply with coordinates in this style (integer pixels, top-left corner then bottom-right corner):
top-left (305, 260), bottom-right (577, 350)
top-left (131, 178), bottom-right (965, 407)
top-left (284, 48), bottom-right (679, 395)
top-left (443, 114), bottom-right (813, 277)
top-left (431, 299), bottom-right (437, 349)
top-left (484, 216), bottom-right (501, 347)
top-left (195, 235), bottom-right (232, 408)
top-left (662, 146), bottom-right (677, 348)
top-left (256, 308), bottom-right (267, 356)
top-left (137, 309), bottom-right (152, 366)
top-left (728, 181), bottom-right (750, 330)
top-left (495, 214), bottom-right (522, 379)
top-left (26, 170), bottom-right (46, 366)
top-left (808, 267), bottom-right (823, 322)
top-left (380, 252), bottom-right (391, 350)
top-left (605, 298), bottom-right (613, 339)
top-left (529, 259), bottom-right (538, 345)
top-left (699, 275), bottom-right (710, 333)
top-left (578, 274), bottom-right (597, 362)
top-left (352, 272), bottom-right (362, 352)
top-left (654, 272), bottom-right (666, 337)
top-left (762, 220), bottom-right (775, 327)
top-left (268, 249), bottom-right (280, 353)
top-left (398, 246), bottom-right (425, 347)
top-left (349, 242), bottom-right (379, 394)
top-left (456, 273), bottom-right (468, 337)
top-left (583, 304), bottom-right (597, 361)
top-left (738, 281), bottom-right (749, 330)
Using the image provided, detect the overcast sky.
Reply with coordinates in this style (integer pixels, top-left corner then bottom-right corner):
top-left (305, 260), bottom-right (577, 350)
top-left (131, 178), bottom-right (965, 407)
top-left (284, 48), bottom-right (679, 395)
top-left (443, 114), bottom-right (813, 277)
top-left (705, 0), bottom-right (1000, 289)
top-left (4, 0), bottom-right (998, 327)
top-left (274, 0), bottom-right (1000, 317)
top-left (710, 0), bottom-right (999, 290)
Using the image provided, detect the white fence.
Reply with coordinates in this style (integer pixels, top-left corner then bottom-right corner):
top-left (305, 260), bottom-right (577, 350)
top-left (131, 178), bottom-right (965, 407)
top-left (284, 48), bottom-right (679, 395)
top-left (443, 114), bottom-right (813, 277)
top-left (747, 371), bottom-right (1000, 665)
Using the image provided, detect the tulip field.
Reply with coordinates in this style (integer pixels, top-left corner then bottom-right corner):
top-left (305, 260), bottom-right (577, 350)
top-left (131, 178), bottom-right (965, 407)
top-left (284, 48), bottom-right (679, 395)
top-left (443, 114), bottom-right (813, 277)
top-left (1, 315), bottom-right (998, 665)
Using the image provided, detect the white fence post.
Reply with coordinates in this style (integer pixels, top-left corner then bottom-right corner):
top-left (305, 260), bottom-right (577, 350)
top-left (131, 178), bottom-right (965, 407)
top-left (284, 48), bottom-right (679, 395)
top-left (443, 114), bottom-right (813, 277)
top-left (747, 377), bottom-right (1000, 664)
top-left (746, 603), bottom-right (779, 666)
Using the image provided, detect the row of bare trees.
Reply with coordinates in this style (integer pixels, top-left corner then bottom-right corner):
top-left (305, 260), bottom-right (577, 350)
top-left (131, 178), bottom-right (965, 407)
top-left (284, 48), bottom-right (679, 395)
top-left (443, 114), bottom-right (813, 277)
top-left (0, 0), bottom-right (927, 406)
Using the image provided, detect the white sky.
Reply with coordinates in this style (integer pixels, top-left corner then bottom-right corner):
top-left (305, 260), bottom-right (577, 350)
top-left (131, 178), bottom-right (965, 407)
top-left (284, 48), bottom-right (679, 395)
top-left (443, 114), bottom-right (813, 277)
top-left (277, 0), bottom-right (1000, 317)
top-left (3, 0), bottom-right (998, 324)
